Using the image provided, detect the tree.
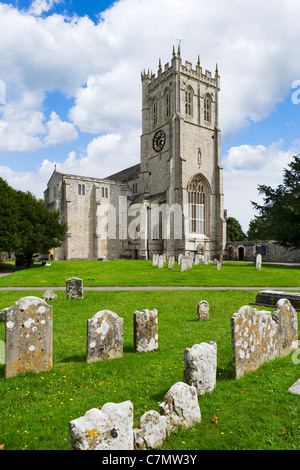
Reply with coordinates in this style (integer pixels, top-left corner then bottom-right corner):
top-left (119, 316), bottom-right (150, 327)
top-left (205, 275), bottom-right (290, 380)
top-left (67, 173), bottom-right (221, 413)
top-left (0, 178), bottom-right (68, 267)
top-left (227, 216), bottom-right (246, 241)
top-left (246, 216), bottom-right (275, 241)
top-left (251, 154), bottom-right (300, 249)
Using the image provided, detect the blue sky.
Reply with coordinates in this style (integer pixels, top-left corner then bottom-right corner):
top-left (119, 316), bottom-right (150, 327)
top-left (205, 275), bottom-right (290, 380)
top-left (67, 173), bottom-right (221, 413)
top-left (1, 0), bottom-right (300, 232)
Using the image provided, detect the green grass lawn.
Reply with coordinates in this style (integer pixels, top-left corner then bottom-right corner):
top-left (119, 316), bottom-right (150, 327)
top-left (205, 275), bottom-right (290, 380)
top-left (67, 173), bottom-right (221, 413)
top-left (0, 288), bottom-right (299, 450)
top-left (0, 259), bottom-right (299, 287)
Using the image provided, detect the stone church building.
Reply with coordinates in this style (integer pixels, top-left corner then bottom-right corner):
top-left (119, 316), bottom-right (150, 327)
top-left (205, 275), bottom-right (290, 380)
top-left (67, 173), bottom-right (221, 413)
top-left (44, 47), bottom-right (227, 260)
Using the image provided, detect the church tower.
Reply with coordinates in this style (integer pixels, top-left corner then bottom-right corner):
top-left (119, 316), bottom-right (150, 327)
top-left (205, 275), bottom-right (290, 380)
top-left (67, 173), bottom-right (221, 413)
top-left (139, 46), bottom-right (226, 259)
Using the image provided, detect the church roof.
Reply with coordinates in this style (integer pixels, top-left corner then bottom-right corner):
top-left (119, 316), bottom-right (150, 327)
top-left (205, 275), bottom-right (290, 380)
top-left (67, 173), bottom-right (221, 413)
top-left (105, 163), bottom-right (141, 183)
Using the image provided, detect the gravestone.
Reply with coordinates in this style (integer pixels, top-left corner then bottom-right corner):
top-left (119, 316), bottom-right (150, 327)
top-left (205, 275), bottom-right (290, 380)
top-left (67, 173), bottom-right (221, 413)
top-left (42, 289), bottom-right (57, 301)
top-left (69, 401), bottom-right (134, 450)
top-left (273, 298), bottom-right (298, 357)
top-left (66, 277), bottom-right (83, 299)
top-left (220, 254), bottom-right (223, 264)
top-left (251, 290), bottom-right (300, 311)
top-left (86, 310), bottom-right (123, 363)
top-left (183, 342), bottom-right (217, 396)
top-left (178, 254), bottom-right (183, 265)
top-left (159, 382), bottom-right (201, 432)
top-left (256, 253), bottom-right (262, 271)
top-left (152, 254), bottom-right (159, 266)
top-left (194, 254), bottom-right (200, 265)
top-left (197, 300), bottom-right (209, 320)
top-left (231, 305), bottom-right (279, 379)
top-left (134, 410), bottom-right (167, 450)
top-left (133, 309), bottom-right (158, 353)
top-left (168, 256), bottom-right (175, 270)
top-left (217, 262), bottom-right (221, 270)
top-left (203, 255), bottom-right (208, 265)
top-left (288, 379), bottom-right (300, 395)
top-left (158, 255), bottom-right (164, 268)
top-left (4, 296), bottom-right (53, 378)
top-left (180, 256), bottom-right (189, 272)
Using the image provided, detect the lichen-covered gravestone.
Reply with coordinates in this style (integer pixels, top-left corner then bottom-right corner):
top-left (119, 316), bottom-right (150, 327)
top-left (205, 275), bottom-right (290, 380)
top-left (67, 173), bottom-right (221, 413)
top-left (4, 296), bottom-right (53, 378)
top-left (159, 382), bottom-right (201, 432)
top-left (273, 298), bottom-right (298, 357)
top-left (66, 277), bottom-right (83, 299)
top-left (134, 410), bottom-right (167, 450)
top-left (69, 401), bottom-right (134, 450)
top-left (231, 305), bottom-right (279, 379)
top-left (42, 289), bottom-right (57, 301)
top-left (168, 256), bottom-right (175, 270)
top-left (133, 309), bottom-right (158, 353)
top-left (86, 310), bottom-right (123, 363)
top-left (183, 342), bottom-right (217, 396)
top-left (197, 300), bottom-right (209, 320)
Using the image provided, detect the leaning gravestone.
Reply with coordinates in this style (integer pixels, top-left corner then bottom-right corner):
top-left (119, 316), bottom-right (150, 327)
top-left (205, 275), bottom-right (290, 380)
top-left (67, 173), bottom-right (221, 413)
top-left (4, 296), bottom-right (53, 378)
top-left (183, 342), bottom-right (217, 396)
top-left (133, 309), bottom-right (158, 353)
top-left (197, 300), bottom-right (209, 320)
top-left (66, 277), bottom-right (83, 299)
top-left (86, 310), bottom-right (123, 363)
top-left (69, 401), bottom-right (134, 450)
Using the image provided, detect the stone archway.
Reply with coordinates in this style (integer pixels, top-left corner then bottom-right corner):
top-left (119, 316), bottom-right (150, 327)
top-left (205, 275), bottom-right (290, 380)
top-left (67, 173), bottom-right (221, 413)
top-left (238, 246), bottom-right (244, 261)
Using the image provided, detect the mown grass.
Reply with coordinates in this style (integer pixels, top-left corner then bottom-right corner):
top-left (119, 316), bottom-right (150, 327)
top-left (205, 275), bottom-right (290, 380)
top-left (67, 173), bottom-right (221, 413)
top-left (0, 259), bottom-right (299, 287)
top-left (0, 289), bottom-right (299, 450)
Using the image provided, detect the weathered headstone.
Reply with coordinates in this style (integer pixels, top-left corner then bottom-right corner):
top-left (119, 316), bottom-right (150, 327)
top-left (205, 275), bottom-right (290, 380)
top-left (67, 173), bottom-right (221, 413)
top-left (42, 289), bottom-right (57, 301)
top-left (159, 382), bottom-right (201, 432)
top-left (180, 256), bottom-right (189, 272)
top-left (134, 410), bottom-right (167, 450)
top-left (231, 305), bottom-right (279, 379)
top-left (86, 310), bottom-right (123, 363)
top-left (4, 296), bottom-right (53, 378)
top-left (197, 300), bottom-right (209, 321)
top-left (194, 254), bottom-right (200, 265)
top-left (158, 255), bottom-right (164, 268)
top-left (152, 254), bottom-right (159, 266)
top-left (203, 255), bottom-right (208, 265)
top-left (178, 254), bottom-right (183, 265)
top-left (217, 262), bottom-right (221, 270)
top-left (69, 401), bottom-right (134, 450)
top-left (168, 256), bottom-right (175, 270)
top-left (273, 298), bottom-right (298, 357)
top-left (256, 253), bottom-right (262, 271)
top-left (183, 342), bottom-right (217, 396)
top-left (134, 309), bottom-right (158, 353)
top-left (288, 379), bottom-right (300, 395)
top-left (220, 254), bottom-right (223, 264)
top-left (66, 277), bottom-right (83, 299)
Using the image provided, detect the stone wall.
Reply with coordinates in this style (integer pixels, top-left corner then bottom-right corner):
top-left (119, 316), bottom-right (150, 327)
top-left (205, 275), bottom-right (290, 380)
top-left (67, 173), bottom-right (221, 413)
top-left (227, 240), bottom-right (300, 263)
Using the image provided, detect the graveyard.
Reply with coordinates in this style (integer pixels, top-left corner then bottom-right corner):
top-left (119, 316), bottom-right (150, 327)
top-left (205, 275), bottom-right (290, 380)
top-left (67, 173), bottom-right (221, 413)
top-left (0, 259), bottom-right (299, 450)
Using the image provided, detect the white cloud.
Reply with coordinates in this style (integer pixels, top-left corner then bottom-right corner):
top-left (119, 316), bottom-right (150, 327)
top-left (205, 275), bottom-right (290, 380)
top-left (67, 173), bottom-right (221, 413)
top-left (44, 111), bottom-right (78, 145)
top-left (2, 0), bottom-right (300, 230)
top-left (223, 139), bottom-right (300, 231)
top-left (28, 0), bottom-right (62, 16)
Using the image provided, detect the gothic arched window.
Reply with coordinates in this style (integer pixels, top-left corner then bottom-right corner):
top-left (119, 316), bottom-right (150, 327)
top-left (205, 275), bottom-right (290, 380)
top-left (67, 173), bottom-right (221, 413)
top-left (185, 87), bottom-right (193, 116)
top-left (153, 100), bottom-right (158, 125)
top-left (204, 94), bottom-right (211, 122)
top-left (166, 91), bottom-right (171, 117)
top-left (188, 177), bottom-right (206, 234)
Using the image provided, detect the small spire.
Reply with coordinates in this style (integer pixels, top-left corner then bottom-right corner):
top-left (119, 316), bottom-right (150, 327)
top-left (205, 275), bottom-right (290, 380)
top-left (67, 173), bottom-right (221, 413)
top-left (197, 55), bottom-right (200, 66)
top-left (158, 57), bottom-right (162, 72)
top-left (54, 164), bottom-right (56, 171)
top-left (215, 63), bottom-right (219, 76)
top-left (172, 45), bottom-right (176, 57)
top-left (177, 44), bottom-right (181, 57)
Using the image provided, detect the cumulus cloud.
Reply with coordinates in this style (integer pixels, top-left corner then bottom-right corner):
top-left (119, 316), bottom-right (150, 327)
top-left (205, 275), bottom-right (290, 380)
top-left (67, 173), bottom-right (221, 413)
top-left (44, 111), bottom-right (78, 145)
top-left (223, 139), bottom-right (300, 231)
top-left (1, 0), bottom-right (300, 230)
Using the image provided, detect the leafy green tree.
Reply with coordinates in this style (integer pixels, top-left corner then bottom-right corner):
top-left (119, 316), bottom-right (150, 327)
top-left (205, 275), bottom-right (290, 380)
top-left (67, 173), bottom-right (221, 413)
top-left (251, 154), bottom-right (300, 249)
top-left (0, 178), bottom-right (68, 267)
top-left (246, 216), bottom-right (275, 241)
top-left (227, 216), bottom-right (246, 241)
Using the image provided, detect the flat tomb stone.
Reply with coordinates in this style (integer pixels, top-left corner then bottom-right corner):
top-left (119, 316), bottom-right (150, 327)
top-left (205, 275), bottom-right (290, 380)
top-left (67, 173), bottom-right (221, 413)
top-left (251, 290), bottom-right (300, 311)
